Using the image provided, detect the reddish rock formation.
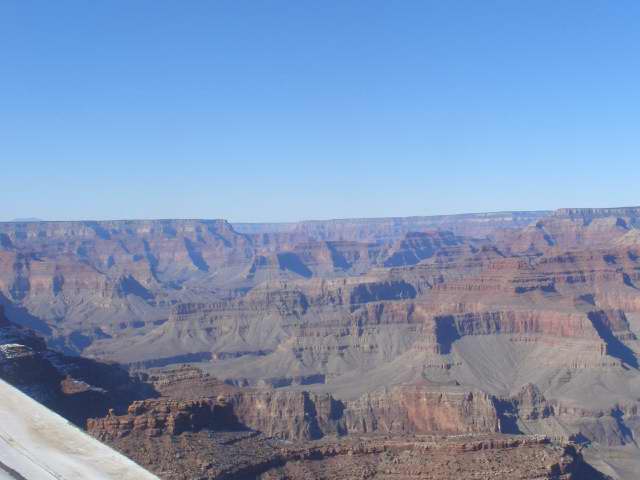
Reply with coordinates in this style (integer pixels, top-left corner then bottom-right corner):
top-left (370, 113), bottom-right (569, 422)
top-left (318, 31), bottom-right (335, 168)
top-left (343, 385), bottom-right (499, 435)
top-left (88, 377), bottom-right (500, 443)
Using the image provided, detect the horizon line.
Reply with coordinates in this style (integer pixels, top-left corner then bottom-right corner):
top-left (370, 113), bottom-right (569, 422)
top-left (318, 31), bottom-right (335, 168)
top-left (3, 204), bottom-right (640, 226)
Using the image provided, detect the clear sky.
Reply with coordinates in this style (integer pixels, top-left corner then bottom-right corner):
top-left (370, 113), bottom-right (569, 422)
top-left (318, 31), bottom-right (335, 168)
top-left (1, 1), bottom-right (639, 222)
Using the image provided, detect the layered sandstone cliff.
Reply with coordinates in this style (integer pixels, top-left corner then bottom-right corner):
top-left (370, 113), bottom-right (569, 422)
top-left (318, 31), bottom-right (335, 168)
top-left (88, 371), bottom-right (500, 443)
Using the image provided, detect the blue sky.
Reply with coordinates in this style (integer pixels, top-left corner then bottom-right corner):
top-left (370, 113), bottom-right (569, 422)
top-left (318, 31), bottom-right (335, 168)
top-left (1, 1), bottom-right (639, 222)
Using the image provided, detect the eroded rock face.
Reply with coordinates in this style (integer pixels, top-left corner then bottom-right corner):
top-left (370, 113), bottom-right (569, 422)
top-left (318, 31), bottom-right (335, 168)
top-left (0, 305), bottom-right (154, 425)
top-left (88, 375), bottom-right (500, 442)
top-left (88, 399), bottom-right (236, 439)
top-left (343, 386), bottom-right (499, 435)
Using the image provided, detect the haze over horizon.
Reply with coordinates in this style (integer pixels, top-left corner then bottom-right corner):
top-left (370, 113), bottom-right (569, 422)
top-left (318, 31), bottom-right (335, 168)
top-left (5, 203), bottom-right (640, 226)
top-left (2, 1), bottom-right (639, 222)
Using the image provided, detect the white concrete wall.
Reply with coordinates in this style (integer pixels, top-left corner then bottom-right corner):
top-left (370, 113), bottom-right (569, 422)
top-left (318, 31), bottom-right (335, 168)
top-left (0, 378), bottom-right (159, 480)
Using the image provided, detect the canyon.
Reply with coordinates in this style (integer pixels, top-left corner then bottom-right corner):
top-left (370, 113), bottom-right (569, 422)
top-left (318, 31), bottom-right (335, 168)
top-left (1, 207), bottom-right (640, 478)
top-left (0, 308), bottom-right (600, 479)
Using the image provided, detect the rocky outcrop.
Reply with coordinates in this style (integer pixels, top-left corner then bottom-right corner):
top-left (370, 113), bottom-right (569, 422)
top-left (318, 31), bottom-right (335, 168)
top-left (256, 437), bottom-right (606, 480)
top-left (343, 385), bottom-right (499, 434)
top-left (89, 392), bottom-right (334, 441)
top-left (88, 398), bottom-right (236, 439)
top-left (91, 429), bottom-right (609, 480)
top-left (0, 306), bottom-right (154, 426)
top-left (88, 375), bottom-right (501, 442)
